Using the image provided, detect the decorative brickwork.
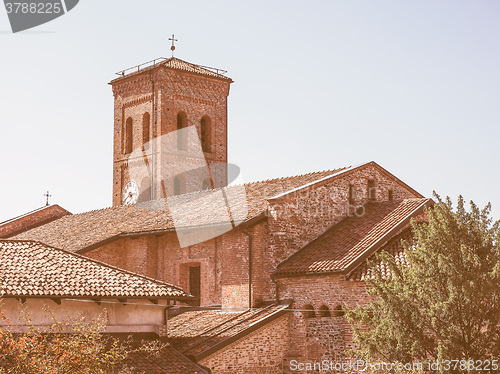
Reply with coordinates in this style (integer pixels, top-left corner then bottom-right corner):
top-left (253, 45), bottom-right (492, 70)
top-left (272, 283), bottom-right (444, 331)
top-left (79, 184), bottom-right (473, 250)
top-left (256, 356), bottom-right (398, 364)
top-left (110, 58), bottom-right (232, 205)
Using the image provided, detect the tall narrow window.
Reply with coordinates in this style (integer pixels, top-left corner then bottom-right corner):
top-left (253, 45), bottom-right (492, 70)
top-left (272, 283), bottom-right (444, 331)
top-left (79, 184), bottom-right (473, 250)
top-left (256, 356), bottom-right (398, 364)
top-left (177, 112), bottom-right (187, 150)
top-left (125, 117), bottom-right (133, 154)
top-left (174, 175), bottom-right (185, 196)
top-left (348, 184), bottom-right (354, 205)
top-left (368, 180), bottom-right (376, 201)
top-left (142, 112), bottom-right (150, 148)
top-left (189, 265), bottom-right (201, 306)
top-left (200, 115), bottom-right (211, 153)
top-left (138, 176), bottom-right (151, 203)
top-left (388, 189), bottom-right (394, 201)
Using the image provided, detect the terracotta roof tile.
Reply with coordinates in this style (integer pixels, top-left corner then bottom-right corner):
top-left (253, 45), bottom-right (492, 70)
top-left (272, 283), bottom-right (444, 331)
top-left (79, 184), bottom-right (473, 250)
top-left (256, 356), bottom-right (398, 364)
top-left (274, 199), bottom-right (430, 276)
top-left (161, 58), bottom-right (232, 81)
top-left (13, 168), bottom-right (347, 252)
top-left (124, 346), bottom-right (209, 374)
top-left (0, 240), bottom-right (190, 299)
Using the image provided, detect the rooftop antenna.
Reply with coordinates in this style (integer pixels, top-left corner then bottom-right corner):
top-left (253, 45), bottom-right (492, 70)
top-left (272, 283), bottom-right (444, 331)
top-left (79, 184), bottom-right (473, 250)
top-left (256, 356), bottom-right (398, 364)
top-left (169, 34), bottom-right (178, 57)
top-left (43, 191), bottom-right (52, 206)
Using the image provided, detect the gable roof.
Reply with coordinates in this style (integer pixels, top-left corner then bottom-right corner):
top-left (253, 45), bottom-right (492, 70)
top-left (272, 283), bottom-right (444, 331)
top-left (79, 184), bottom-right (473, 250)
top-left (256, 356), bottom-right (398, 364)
top-left (123, 346), bottom-right (210, 374)
top-left (167, 304), bottom-right (289, 361)
top-left (0, 204), bottom-right (71, 238)
top-left (347, 228), bottom-right (413, 281)
top-left (13, 168), bottom-right (346, 252)
top-left (0, 240), bottom-right (191, 300)
top-left (110, 57), bottom-right (233, 84)
top-left (274, 198), bottom-right (432, 277)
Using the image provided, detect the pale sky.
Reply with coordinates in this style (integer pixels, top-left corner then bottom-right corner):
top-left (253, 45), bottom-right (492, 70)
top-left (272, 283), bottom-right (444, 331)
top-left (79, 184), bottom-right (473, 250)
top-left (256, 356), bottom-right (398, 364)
top-left (1, 0), bottom-right (499, 221)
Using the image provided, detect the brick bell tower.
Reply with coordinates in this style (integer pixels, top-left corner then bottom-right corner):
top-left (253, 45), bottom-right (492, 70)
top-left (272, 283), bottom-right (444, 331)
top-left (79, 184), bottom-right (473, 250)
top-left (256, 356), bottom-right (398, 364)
top-left (109, 57), bottom-right (233, 206)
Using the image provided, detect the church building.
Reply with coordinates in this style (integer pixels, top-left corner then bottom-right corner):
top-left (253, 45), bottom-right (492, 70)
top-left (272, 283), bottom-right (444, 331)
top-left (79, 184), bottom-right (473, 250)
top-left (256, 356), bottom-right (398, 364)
top-left (8, 54), bottom-right (431, 373)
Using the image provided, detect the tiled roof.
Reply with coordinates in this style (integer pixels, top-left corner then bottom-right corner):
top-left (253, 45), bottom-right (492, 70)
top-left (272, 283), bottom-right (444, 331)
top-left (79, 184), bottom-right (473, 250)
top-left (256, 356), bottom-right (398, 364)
top-left (110, 57), bottom-right (233, 84)
top-left (13, 168), bottom-right (346, 252)
top-left (0, 240), bottom-right (190, 299)
top-left (274, 198), bottom-right (431, 277)
top-left (167, 304), bottom-right (289, 359)
top-left (348, 228), bottom-right (413, 281)
top-left (124, 346), bottom-right (210, 374)
top-left (161, 58), bottom-right (232, 81)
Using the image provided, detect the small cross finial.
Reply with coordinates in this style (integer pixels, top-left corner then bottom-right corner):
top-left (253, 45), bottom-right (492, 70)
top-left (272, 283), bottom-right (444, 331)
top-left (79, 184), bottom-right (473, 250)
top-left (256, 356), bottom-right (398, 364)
top-left (43, 191), bottom-right (52, 206)
top-left (168, 34), bottom-right (178, 57)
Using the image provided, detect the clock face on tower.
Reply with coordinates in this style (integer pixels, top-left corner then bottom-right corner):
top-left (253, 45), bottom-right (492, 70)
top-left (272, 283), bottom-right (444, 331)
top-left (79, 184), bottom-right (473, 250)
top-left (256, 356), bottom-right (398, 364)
top-left (122, 180), bottom-right (139, 205)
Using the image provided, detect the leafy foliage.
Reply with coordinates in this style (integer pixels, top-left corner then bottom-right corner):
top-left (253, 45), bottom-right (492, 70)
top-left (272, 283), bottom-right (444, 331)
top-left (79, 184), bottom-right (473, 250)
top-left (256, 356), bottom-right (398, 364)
top-left (0, 306), bottom-right (164, 373)
top-left (347, 194), bottom-right (500, 370)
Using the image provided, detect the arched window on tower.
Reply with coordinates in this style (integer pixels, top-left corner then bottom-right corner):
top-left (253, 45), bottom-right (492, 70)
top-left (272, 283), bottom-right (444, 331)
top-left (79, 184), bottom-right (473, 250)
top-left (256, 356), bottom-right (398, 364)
top-left (174, 175), bottom-right (186, 196)
top-left (303, 305), bottom-right (316, 319)
top-left (125, 117), bottom-right (133, 154)
top-left (138, 176), bottom-right (151, 203)
top-left (200, 115), bottom-right (211, 153)
top-left (143, 112), bottom-right (150, 148)
top-left (177, 112), bottom-right (187, 150)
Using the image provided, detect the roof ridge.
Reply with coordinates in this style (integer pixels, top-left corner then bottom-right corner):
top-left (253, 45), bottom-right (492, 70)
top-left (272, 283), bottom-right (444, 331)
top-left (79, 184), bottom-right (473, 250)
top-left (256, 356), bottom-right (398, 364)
top-left (273, 198), bottom-right (432, 277)
top-left (242, 168), bottom-right (345, 187)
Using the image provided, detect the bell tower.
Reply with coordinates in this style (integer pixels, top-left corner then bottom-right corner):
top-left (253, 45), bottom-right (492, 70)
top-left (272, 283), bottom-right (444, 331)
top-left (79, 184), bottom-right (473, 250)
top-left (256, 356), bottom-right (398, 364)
top-left (109, 57), bottom-right (233, 206)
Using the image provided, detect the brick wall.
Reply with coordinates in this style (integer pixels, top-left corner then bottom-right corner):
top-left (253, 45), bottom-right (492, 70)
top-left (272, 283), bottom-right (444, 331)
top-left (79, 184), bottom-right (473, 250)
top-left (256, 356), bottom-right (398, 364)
top-left (200, 314), bottom-right (290, 374)
top-left (277, 274), bottom-right (370, 366)
top-left (85, 232), bottom-right (223, 307)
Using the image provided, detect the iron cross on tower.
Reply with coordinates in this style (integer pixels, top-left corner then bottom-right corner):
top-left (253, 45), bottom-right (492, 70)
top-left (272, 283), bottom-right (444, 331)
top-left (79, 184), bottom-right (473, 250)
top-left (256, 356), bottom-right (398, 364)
top-left (44, 191), bottom-right (51, 206)
top-left (169, 34), bottom-right (178, 57)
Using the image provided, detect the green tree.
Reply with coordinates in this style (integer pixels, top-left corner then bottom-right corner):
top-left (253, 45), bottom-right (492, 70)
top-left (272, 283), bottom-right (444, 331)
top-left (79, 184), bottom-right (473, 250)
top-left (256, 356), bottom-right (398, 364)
top-left (347, 194), bottom-right (500, 372)
top-left (0, 307), bottom-right (164, 373)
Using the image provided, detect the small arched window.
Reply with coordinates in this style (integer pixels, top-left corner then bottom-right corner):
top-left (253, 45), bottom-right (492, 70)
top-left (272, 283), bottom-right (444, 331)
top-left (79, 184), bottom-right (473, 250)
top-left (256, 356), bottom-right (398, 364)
top-left (143, 112), bottom-right (150, 148)
top-left (138, 176), bottom-right (151, 203)
top-left (200, 115), bottom-right (211, 153)
top-left (319, 305), bottom-right (331, 317)
top-left (125, 117), bottom-right (133, 154)
top-left (202, 178), bottom-right (212, 190)
top-left (177, 112), bottom-right (188, 150)
top-left (303, 304), bottom-right (316, 319)
top-left (332, 305), bottom-right (345, 317)
top-left (174, 175), bottom-right (185, 196)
